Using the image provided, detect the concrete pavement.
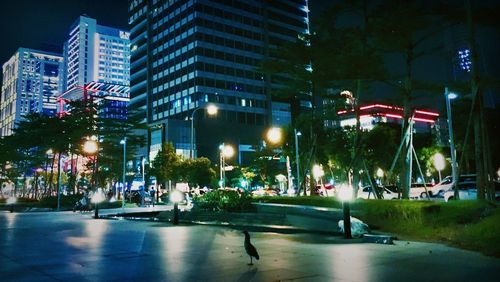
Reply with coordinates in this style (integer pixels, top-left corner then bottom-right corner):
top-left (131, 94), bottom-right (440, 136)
top-left (1, 211), bottom-right (499, 281)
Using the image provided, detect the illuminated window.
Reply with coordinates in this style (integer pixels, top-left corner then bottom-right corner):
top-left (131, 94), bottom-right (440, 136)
top-left (458, 49), bottom-right (471, 73)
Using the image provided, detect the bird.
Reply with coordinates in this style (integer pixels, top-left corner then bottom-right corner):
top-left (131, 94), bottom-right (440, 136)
top-left (242, 230), bottom-right (259, 265)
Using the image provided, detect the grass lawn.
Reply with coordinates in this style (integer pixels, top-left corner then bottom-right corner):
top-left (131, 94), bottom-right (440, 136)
top-left (254, 196), bottom-right (500, 257)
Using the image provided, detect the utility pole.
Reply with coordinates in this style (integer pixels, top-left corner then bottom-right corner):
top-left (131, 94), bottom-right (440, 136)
top-left (465, 0), bottom-right (491, 200)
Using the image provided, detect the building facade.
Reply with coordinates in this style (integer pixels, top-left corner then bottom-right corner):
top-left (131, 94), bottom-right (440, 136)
top-left (336, 103), bottom-right (439, 133)
top-left (128, 0), bottom-right (309, 162)
top-left (0, 48), bottom-right (64, 137)
top-left (63, 15), bottom-right (131, 91)
top-left (58, 16), bottom-right (131, 122)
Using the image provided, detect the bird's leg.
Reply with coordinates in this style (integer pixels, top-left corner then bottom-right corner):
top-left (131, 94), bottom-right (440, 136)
top-left (248, 256), bottom-right (253, 265)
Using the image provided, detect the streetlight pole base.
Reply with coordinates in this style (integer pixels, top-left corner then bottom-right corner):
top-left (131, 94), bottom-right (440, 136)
top-left (94, 204), bottom-right (99, 219)
top-left (343, 201), bottom-right (352, 239)
top-left (173, 203), bottom-right (179, 225)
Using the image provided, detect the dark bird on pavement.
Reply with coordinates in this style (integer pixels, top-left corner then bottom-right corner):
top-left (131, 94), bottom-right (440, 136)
top-left (242, 230), bottom-right (259, 265)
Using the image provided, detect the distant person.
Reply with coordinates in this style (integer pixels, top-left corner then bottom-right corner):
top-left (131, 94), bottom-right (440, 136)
top-left (139, 185), bottom-right (145, 207)
top-left (150, 187), bottom-right (156, 207)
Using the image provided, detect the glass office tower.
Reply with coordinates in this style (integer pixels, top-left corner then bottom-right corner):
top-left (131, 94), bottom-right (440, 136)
top-left (0, 48), bottom-right (64, 137)
top-left (129, 0), bottom-right (308, 162)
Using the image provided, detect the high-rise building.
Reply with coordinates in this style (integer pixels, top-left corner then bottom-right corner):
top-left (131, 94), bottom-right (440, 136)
top-left (0, 48), bottom-right (63, 137)
top-left (128, 0), bottom-right (308, 162)
top-left (63, 15), bottom-right (130, 91)
top-left (59, 16), bottom-right (131, 119)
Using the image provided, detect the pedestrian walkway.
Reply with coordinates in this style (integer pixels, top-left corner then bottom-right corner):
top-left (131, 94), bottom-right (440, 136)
top-left (1, 212), bottom-right (498, 281)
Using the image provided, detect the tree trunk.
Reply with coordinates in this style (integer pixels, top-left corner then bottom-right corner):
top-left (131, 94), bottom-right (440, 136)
top-left (465, 0), bottom-right (489, 200)
top-left (48, 154), bottom-right (56, 197)
top-left (350, 81), bottom-right (362, 198)
top-left (56, 153), bottom-right (62, 198)
top-left (401, 45), bottom-right (414, 200)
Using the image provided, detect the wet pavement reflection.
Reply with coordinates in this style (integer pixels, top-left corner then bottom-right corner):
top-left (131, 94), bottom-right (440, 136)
top-left (1, 211), bottom-right (499, 281)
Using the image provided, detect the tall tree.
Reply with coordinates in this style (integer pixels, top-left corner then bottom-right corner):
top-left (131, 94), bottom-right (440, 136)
top-left (150, 142), bottom-right (182, 190)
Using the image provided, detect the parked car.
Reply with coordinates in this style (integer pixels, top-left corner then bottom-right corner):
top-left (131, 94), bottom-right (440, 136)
top-left (252, 187), bottom-right (279, 197)
top-left (444, 181), bottom-right (500, 202)
top-left (357, 185), bottom-right (398, 200)
top-left (409, 183), bottom-right (434, 199)
top-left (429, 174), bottom-right (476, 196)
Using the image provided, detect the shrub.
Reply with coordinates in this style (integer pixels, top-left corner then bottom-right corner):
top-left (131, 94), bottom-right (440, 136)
top-left (38, 194), bottom-right (82, 209)
top-left (192, 190), bottom-right (252, 212)
top-left (37, 194), bottom-right (122, 209)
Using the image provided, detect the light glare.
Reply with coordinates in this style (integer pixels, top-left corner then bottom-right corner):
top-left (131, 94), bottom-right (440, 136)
top-left (433, 153), bottom-right (446, 171)
top-left (267, 127), bottom-right (282, 144)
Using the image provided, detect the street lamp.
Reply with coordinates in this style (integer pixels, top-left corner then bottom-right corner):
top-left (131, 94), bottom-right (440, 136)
top-left (294, 129), bottom-right (302, 194)
top-left (56, 151), bottom-right (63, 211)
top-left (91, 188), bottom-right (106, 219)
top-left (376, 168), bottom-right (384, 185)
top-left (312, 164), bottom-right (324, 184)
top-left (219, 143), bottom-right (234, 188)
top-left (433, 153), bottom-right (446, 182)
top-left (338, 185), bottom-right (352, 239)
top-left (120, 138), bottom-right (127, 210)
top-left (44, 149), bottom-right (53, 196)
top-left (266, 127), bottom-right (282, 144)
top-left (190, 104), bottom-right (218, 159)
top-left (241, 179), bottom-right (248, 190)
top-left (445, 88), bottom-right (458, 198)
top-left (83, 139), bottom-right (98, 211)
top-left (170, 190), bottom-right (183, 225)
top-left (7, 196), bottom-right (16, 213)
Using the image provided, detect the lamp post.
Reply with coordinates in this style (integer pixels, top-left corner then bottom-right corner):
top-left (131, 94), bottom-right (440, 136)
top-left (294, 129), bottom-right (301, 193)
top-left (219, 143), bottom-right (234, 188)
top-left (44, 149), bottom-right (53, 195)
top-left (120, 138), bottom-right (127, 210)
top-left (91, 188), bottom-right (105, 219)
top-left (190, 104), bottom-right (218, 159)
top-left (170, 190), bottom-right (183, 225)
top-left (433, 153), bottom-right (446, 182)
top-left (376, 168), bottom-right (384, 185)
top-left (56, 152), bottom-right (63, 211)
top-left (338, 185), bottom-right (352, 239)
top-left (83, 138), bottom-right (98, 213)
top-left (445, 88), bottom-right (458, 198)
top-left (266, 127), bottom-right (282, 145)
top-left (7, 196), bottom-right (16, 213)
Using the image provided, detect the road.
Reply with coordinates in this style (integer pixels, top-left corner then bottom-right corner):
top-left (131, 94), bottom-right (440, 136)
top-left (1, 211), bottom-right (499, 282)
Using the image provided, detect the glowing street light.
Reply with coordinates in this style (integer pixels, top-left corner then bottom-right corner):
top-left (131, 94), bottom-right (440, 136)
top-left (433, 153), bottom-right (446, 182)
top-left (295, 129), bottom-right (301, 194)
top-left (120, 138), bottom-right (127, 210)
top-left (241, 179), bottom-right (248, 190)
top-left (219, 143), bottom-right (234, 188)
top-left (91, 188), bottom-right (106, 219)
top-left (338, 185), bottom-right (352, 239)
top-left (7, 196), bottom-right (17, 213)
top-left (83, 138), bottom-right (99, 212)
top-left (266, 127), bottom-right (282, 144)
top-left (376, 168), bottom-right (384, 185)
top-left (312, 164), bottom-right (323, 178)
top-left (190, 104), bottom-right (218, 158)
top-left (83, 139), bottom-right (98, 155)
top-left (221, 145), bottom-right (235, 158)
top-left (445, 88), bottom-right (458, 198)
top-left (170, 190), bottom-right (184, 225)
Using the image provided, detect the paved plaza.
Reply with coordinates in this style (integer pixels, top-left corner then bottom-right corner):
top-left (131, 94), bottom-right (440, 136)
top-left (1, 211), bottom-right (499, 281)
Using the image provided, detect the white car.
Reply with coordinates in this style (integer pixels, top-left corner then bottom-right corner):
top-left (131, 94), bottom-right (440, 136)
top-left (444, 181), bottom-right (500, 202)
top-left (409, 184), bottom-right (433, 199)
top-left (357, 186), bottom-right (398, 200)
top-left (429, 175), bottom-right (476, 196)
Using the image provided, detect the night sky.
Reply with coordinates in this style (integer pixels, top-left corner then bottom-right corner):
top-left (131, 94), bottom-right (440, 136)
top-left (0, 0), bottom-right (128, 64)
top-left (0, 0), bottom-right (498, 110)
